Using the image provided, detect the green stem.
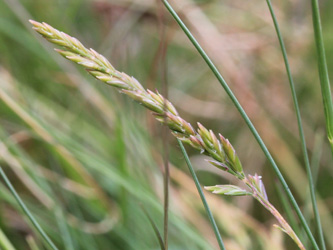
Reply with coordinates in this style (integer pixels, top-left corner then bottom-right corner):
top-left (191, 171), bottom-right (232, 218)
top-left (0, 166), bottom-right (58, 250)
top-left (311, 0), bottom-right (333, 160)
top-left (178, 140), bottom-right (225, 250)
top-left (311, 1), bottom-right (332, 249)
top-left (265, 0), bottom-right (324, 249)
top-left (162, 1), bottom-right (319, 249)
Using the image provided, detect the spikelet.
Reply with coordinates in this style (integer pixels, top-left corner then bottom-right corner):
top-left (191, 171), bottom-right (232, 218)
top-left (30, 20), bottom-right (245, 178)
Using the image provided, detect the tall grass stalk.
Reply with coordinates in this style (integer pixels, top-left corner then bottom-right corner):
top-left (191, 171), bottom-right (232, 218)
top-left (264, 0), bottom-right (325, 249)
top-left (178, 140), bottom-right (225, 250)
top-left (310, 0), bottom-right (333, 160)
top-left (0, 166), bottom-right (58, 250)
top-left (160, 1), bottom-right (319, 249)
top-left (30, 20), bottom-right (306, 249)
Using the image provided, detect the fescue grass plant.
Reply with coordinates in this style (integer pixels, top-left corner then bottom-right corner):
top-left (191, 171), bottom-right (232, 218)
top-left (0, 0), bottom-right (332, 250)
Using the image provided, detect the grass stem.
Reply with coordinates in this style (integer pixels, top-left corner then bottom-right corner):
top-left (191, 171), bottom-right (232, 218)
top-left (311, 0), bottom-right (333, 163)
top-left (310, 1), bottom-right (332, 248)
top-left (178, 140), bottom-right (225, 250)
top-left (162, 1), bottom-right (319, 249)
top-left (0, 166), bottom-right (58, 250)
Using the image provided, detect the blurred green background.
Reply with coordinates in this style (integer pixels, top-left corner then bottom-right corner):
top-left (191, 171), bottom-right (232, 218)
top-left (0, 0), bottom-right (332, 249)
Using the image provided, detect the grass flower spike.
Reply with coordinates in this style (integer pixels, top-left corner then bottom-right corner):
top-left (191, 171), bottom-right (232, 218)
top-left (29, 20), bottom-right (243, 179)
top-left (30, 20), bottom-right (305, 249)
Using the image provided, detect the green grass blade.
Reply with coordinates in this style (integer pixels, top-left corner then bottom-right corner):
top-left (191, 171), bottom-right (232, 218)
top-left (311, 0), bottom-right (333, 160)
top-left (264, 0), bottom-right (325, 249)
top-left (54, 208), bottom-right (75, 250)
top-left (140, 205), bottom-right (165, 250)
top-left (311, 1), bottom-right (332, 248)
top-left (162, 1), bottom-right (318, 249)
top-left (0, 166), bottom-right (58, 250)
top-left (177, 139), bottom-right (225, 250)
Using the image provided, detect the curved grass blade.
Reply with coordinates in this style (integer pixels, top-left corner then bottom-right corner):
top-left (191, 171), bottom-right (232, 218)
top-left (178, 140), bottom-right (225, 250)
top-left (0, 166), bottom-right (58, 250)
top-left (264, 0), bottom-right (325, 249)
top-left (161, 1), bottom-right (318, 249)
top-left (140, 205), bottom-right (165, 250)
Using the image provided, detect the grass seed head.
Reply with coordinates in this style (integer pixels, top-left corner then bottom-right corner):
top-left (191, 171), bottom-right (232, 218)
top-left (31, 20), bottom-right (245, 178)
